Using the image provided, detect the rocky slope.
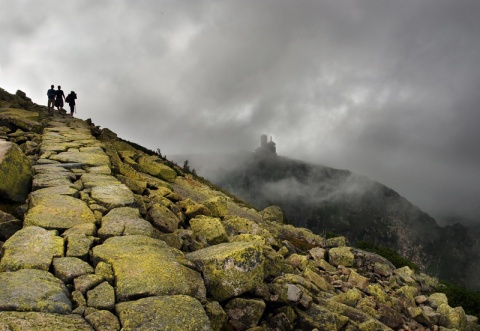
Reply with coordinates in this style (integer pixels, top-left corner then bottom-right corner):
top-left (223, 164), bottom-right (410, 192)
top-left (0, 87), bottom-right (479, 330)
top-left (187, 152), bottom-right (480, 291)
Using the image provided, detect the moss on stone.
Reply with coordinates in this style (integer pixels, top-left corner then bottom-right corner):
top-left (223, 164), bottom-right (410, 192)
top-left (0, 311), bottom-right (93, 330)
top-left (186, 241), bottom-right (265, 301)
top-left (328, 246), bottom-right (355, 267)
top-left (115, 295), bottom-right (212, 331)
top-left (24, 194), bottom-right (96, 231)
top-left (0, 140), bottom-right (32, 202)
top-left (190, 216), bottom-right (228, 245)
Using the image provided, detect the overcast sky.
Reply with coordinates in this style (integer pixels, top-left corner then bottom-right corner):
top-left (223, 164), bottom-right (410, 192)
top-left (1, 0), bottom-right (480, 222)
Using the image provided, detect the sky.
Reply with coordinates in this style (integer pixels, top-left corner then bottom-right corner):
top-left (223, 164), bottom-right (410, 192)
top-left (1, 0), bottom-right (480, 223)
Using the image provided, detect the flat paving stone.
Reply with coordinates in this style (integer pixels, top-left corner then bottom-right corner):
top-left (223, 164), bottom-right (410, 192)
top-left (0, 312), bottom-right (93, 330)
top-left (0, 226), bottom-right (64, 272)
top-left (24, 194), bottom-right (96, 231)
top-left (0, 269), bottom-right (72, 314)
top-left (90, 184), bottom-right (135, 209)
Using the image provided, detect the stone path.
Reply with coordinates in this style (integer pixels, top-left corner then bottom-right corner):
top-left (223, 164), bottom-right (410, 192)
top-left (0, 117), bottom-right (212, 330)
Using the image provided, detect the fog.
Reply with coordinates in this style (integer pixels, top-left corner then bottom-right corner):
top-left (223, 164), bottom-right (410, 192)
top-left (2, 0), bottom-right (480, 222)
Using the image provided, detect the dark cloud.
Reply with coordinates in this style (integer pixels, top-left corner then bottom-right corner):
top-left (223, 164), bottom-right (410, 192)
top-left (2, 0), bottom-right (480, 221)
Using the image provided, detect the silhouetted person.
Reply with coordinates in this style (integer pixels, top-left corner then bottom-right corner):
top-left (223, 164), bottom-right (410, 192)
top-left (65, 91), bottom-right (77, 117)
top-left (54, 85), bottom-right (65, 113)
top-left (47, 85), bottom-right (56, 112)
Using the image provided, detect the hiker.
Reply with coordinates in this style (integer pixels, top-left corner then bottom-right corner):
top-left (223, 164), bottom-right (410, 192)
top-left (54, 85), bottom-right (65, 113)
top-left (65, 91), bottom-right (77, 117)
top-left (47, 85), bottom-right (56, 112)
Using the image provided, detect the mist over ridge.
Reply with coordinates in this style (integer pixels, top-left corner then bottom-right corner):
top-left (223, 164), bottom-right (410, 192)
top-left (171, 148), bottom-right (480, 290)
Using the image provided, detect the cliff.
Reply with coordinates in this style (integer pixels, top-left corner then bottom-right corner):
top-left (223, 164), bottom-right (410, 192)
top-left (0, 87), bottom-right (479, 330)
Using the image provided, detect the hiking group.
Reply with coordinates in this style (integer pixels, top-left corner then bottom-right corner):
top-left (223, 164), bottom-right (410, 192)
top-left (47, 85), bottom-right (77, 117)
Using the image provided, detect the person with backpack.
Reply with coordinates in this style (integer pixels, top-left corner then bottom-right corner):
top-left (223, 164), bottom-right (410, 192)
top-left (47, 85), bottom-right (56, 112)
top-left (65, 91), bottom-right (77, 117)
top-left (54, 85), bottom-right (66, 113)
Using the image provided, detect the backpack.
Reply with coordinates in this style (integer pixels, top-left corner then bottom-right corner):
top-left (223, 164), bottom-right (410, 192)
top-left (65, 94), bottom-right (71, 103)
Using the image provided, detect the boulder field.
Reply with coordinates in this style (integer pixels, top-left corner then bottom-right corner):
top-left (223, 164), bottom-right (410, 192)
top-left (0, 93), bottom-right (479, 330)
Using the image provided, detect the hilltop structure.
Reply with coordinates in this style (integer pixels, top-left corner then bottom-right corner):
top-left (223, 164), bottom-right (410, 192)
top-left (256, 134), bottom-right (276, 156)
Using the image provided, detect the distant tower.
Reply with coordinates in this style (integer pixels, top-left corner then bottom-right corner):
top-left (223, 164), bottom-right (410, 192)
top-left (256, 134), bottom-right (277, 156)
top-left (261, 134), bottom-right (268, 149)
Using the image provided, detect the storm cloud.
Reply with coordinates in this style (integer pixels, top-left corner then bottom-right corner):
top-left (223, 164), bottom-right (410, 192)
top-left (1, 0), bottom-right (480, 221)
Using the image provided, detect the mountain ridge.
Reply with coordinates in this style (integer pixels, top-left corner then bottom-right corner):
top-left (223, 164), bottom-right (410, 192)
top-left (172, 151), bottom-right (480, 290)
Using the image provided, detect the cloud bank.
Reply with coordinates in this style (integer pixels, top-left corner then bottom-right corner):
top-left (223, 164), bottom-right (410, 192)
top-left (1, 0), bottom-right (480, 220)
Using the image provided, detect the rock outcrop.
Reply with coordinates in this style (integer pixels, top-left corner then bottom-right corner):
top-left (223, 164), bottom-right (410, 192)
top-left (0, 89), bottom-right (479, 330)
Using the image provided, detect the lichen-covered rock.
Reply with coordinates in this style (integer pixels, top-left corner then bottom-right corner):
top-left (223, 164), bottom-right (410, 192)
top-left (65, 234), bottom-right (93, 259)
top-left (74, 274), bottom-right (105, 295)
top-left (90, 184), bottom-right (135, 209)
top-left (0, 311), bottom-right (93, 331)
top-left (205, 301), bottom-right (227, 331)
top-left (32, 172), bottom-right (75, 190)
top-left (115, 295), bottom-right (212, 331)
top-left (178, 198), bottom-right (212, 219)
top-left (190, 216), bottom-right (229, 245)
top-left (394, 266), bottom-right (417, 286)
top-left (260, 205), bottom-right (285, 223)
top-left (98, 206), bottom-right (154, 239)
top-left (332, 288), bottom-right (363, 307)
top-left (357, 318), bottom-right (393, 331)
top-left (203, 196), bottom-right (229, 218)
top-left (303, 267), bottom-right (334, 293)
top-left (225, 298), bottom-right (266, 331)
top-left (395, 285), bottom-right (419, 307)
top-left (92, 235), bottom-right (206, 301)
top-left (84, 310), bottom-right (121, 331)
top-left (296, 302), bottom-right (349, 331)
top-left (62, 222), bottom-right (97, 237)
top-left (137, 156), bottom-right (177, 182)
top-left (328, 246), bottom-right (355, 267)
top-left (0, 269), bottom-right (72, 314)
top-left (0, 210), bottom-right (22, 241)
top-left (24, 194), bottom-right (96, 231)
top-left (348, 269), bottom-right (369, 290)
top-left (117, 174), bottom-right (147, 194)
top-left (95, 262), bottom-right (114, 285)
top-left (186, 241), bottom-right (265, 301)
top-left (50, 151), bottom-right (111, 167)
top-left (147, 203), bottom-right (181, 233)
top-left (53, 257), bottom-right (94, 283)
top-left (325, 236), bottom-right (349, 248)
top-left (87, 281), bottom-right (115, 310)
top-left (0, 226), bottom-right (64, 271)
top-left (438, 303), bottom-right (469, 331)
top-left (0, 140), bottom-right (32, 202)
top-left (276, 224), bottom-right (324, 251)
top-left (223, 217), bottom-right (275, 244)
top-left (428, 292), bottom-right (449, 308)
top-left (408, 306), bottom-right (432, 326)
top-left (81, 173), bottom-right (121, 188)
top-left (0, 108), bottom-right (42, 132)
top-left (29, 185), bottom-right (79, 204)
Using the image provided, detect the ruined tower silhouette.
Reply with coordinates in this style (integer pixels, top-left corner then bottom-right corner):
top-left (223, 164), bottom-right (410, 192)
top-left (256, 134), bottom-right (276, 155)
